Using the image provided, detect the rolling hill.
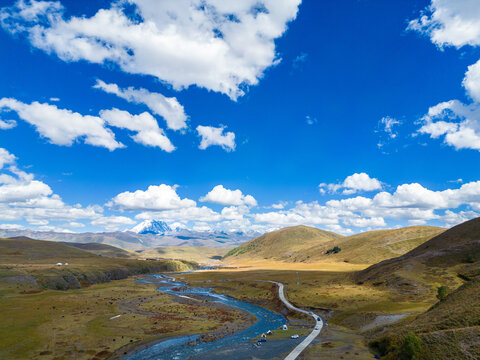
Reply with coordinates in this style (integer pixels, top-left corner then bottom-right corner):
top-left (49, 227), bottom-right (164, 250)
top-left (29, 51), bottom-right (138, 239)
top-left (223, 225), bottom-right (343, 262)
top-left (299, 226), bottom-right (445, 264)
top-left (0, 237), bottom-right (196, 290)
top-left (62, 242), bottom-right (135, 258)
top-left (369, 276), bottom-right (480, 360)
top-left (224, 225), bottom-right (444, 265)
top-left (356, 217), bottom-right (480, 296)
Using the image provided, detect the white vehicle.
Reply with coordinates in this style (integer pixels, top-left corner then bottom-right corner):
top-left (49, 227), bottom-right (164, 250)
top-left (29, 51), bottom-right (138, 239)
top-left (315, 326), bottom-right (320, 330)
top-left (291, 334), bottom-right (299, 339)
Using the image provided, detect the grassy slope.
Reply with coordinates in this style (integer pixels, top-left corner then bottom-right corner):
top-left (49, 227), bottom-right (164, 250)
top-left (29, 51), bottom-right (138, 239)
top-left (355, 218), bottom-right (480, 296)
top-left (224, 225), bottom-right (444, 266)
top-left (137, 246), bottom-right (231, 263)
top-left (224, 225), bottom-right (343, 262)
top-left (0, 237), bottom-right (196, 290)
top-left (369, 277), bottom-right (480, 360)
top-left (301, 226), bottom-right (445, 264)
top-left (62, 242), bottom-right (136, 258)
top-left (0, 237), bottom-right (251, 360)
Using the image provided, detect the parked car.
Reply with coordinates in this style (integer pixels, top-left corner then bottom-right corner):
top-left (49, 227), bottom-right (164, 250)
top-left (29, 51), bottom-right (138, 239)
top-left (315, 326), bottom-right (320, 330)
top-left (291, 334), bottom-right (299, 339)
top-left (258, 338), bottom-right (266, 343)
top-left (317, 316), bottom-right (321, 321)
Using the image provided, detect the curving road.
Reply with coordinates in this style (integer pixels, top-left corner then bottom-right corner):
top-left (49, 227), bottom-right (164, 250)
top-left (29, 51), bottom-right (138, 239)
top-left (268, 281), bottom-right (323, 360)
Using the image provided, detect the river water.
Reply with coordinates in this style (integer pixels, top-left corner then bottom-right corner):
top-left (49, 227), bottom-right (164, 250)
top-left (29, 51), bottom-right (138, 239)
top-left (124, 274), bottom-right (286, 360)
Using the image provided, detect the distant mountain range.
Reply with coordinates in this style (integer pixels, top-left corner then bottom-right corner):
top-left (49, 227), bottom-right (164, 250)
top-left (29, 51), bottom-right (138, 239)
top-left (130, 220), bottom-right (172, 235)
top-left (0, 223), bottom-right (259, 250)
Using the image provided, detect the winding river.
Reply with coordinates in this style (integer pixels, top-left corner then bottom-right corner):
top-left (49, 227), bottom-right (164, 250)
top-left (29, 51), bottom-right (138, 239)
top-left (124, 274), bottom-right (286, 360)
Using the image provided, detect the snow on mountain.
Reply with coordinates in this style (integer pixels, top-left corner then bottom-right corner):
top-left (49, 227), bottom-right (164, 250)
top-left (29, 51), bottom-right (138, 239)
top-left (131, 220), bottom-right (172, 235)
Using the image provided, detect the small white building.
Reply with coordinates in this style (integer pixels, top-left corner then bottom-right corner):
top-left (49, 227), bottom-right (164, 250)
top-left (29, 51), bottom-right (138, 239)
top-left (56, 262), bottom-right (62, 266)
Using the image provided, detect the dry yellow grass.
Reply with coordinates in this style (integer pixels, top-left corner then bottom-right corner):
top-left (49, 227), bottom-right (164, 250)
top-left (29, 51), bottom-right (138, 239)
top-left (222, 259), bottom-right (369, 271)
top-left (137, 246), bottom-right (230, 263)
top-left (0, 277), bottom-right (252, 360)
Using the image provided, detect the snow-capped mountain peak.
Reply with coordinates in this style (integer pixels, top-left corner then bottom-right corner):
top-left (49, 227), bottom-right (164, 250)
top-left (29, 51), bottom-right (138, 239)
top-left (131, 220), bottom-right (171, 235)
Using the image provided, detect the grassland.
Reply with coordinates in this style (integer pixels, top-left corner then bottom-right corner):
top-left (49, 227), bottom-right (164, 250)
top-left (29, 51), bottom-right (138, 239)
top-left (137, 246), bottom-right (231, 263)
top-left (0, 278), bottom-right (254, 360)
top-left (224, 225), bottom-right (342, 262)
top-left (303, 226), bottom-right (444, 264)
top-left (62, 242), bottom-right (136, 258)
top-left (0, 237), bottom-right (253, 360)
top-left (224, 225), bottom-right (444, 266)
top-left (0, 237), bottom-right (195, 290)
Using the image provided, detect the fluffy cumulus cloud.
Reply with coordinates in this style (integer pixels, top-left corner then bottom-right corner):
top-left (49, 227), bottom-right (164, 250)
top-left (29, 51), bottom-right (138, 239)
top-left (100, 109), bottom-right (175, 152)
top-left (90, 215), bottom-right (135, 231)
top-left (94, 80), bottom-right (188, 131)
top-left (319, 173), bottom-right (382, 195)
top-left (418, 100), bottom-right (480, 150)
top-left (196, 125), bottom-right (236, 151)
top-left (0, 148), bottom-right (16, 169)
top-left (0, 98), bottom-right (123, 150)
top-left (200, 185), bottom-right (257, 206)
top-left (0, 97), bottom-right (178, 152)
top-left (110, 184), bottom-right (196, 211)
top-left (1, 0), bottom-right (301, 100)
top-left (410, 0), bottom-right (480, 151)
top-left (408, 0), bottom-right (480, 48)
top-left (0, 147), bottom-right (106, 230)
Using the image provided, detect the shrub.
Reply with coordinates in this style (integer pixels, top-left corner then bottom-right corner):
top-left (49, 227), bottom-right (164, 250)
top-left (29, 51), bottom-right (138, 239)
top-left (326, 246), bottom-right (341, 255)
top-left (436, 285), bottom-right (447, 301)
top-left (398, 332), bottom-right (422, 360)
top-left (465, 254), bottom-right (475, 263)
top-left (369, 336), bottom-right (395, 356)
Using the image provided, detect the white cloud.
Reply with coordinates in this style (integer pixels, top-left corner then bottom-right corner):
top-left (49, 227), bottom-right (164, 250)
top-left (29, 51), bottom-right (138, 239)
top-left (91, 215), bottom-right (135, 232)
top-left (410, 1), bottom-right (480, 152)
top-left (0, 97), bottom-right (123, 150)
top-left (136, 206), bottom-right (221, 223)
top-left (305, 115), bottom-right (317, 125)
top-left (379, 116), bottom-right (401, 139)
top-left (94, 80), bottom-right (188, 130)
top-left (0, 118), bottom-right (16, 129)
top-left (408, 0), bottom-right (480, 48)
top-left (270, 201), bottom-right (287, 209)
top-left (197, 125), bottom-right (235, 151)
top-left (200, 185), bottom-right (257, 206)
top-left (292, 52), bottom-right (308, 69)
top-left (100, 108), bottom-right (175, 152)
top-left (1, 0), bottom-right (301, 100)
top-left (111, 184), bottom-right (196, 211)
top-left (0, 148), bottom-right (104, 227)
top-left (319, 173), bottom-right (382, 195)
top-left (418, 100), bottom-right (480, 151)
top-left (0, 148), bottom-right (16, 169)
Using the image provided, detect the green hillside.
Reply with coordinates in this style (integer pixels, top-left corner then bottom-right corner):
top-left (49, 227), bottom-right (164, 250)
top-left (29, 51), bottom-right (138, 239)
top-left (224, 225), bottom-right (343, 262)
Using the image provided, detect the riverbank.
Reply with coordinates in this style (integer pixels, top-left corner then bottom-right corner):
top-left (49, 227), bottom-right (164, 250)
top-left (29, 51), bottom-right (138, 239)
top-left (117, 274), bottom-right (286, 360)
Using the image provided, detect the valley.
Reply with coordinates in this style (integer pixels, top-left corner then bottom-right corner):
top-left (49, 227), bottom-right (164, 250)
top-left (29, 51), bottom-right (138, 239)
top-left (1, 218), bottom-right (479, 360)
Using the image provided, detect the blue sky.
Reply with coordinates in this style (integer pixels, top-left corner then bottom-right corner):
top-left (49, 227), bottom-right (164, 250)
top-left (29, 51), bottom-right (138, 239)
top-left (1, 0), bottom-right (480, 234)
